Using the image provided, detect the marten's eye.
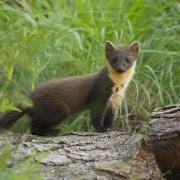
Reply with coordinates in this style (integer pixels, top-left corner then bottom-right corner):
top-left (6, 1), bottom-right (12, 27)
top-left (112, 57), bottom-right (118, 63)
top-left (125, 57), bottom-right (130, 63)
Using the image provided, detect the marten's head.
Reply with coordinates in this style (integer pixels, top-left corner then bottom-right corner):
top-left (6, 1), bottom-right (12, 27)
top-left (105, 41), bottom-right (140, 73)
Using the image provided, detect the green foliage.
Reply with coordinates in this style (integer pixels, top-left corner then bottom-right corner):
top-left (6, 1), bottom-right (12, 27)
top-left (0, 0), bottom-right (179, 132)
top-left (0, 145), bottom-right (43, 180)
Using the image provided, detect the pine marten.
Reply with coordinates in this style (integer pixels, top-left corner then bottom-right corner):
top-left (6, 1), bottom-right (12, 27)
top-left (0, 41), bottom-right (140, 136)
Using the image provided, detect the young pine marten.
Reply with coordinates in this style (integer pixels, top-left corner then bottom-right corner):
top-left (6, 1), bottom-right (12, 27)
top-left (0, 41), bottom-right (140, 135)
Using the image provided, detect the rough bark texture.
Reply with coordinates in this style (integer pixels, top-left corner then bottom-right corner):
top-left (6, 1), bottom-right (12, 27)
top-left (1, 104), bottom-right (180, 179)
top-left (0, 131), bottom-right (161, 180)
top-left (146, 104), bottom-right (180, 180)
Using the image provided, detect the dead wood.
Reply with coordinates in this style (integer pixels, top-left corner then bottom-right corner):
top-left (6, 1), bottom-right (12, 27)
top-left (146, 104), bottom-right (180, 180)
top-left (2, 104), bottom-right (180, 179)
top-left (0, 131), bottom-right (161, 180)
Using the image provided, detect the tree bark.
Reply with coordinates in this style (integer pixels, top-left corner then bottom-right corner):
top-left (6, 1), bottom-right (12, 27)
top-left (146, 104), bottom-right (180, 180)
top-left (0, 131), bottom-right (161, 179)
top-left (1, 104), bottom-right (179, 179)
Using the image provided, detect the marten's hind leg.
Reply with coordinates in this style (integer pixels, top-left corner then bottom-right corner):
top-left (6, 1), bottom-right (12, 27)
top-left (29, 103), bottom-right (69, 136)
top-left (30, 112), bottom-right (65, 136)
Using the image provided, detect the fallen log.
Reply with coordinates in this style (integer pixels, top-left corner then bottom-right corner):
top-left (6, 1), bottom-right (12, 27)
top-left (146, 104), bottom-right (180, 180)
top-left (0, 104), bottom-right (179, 179)
top-left (0, 131), bottom-right (161, 179)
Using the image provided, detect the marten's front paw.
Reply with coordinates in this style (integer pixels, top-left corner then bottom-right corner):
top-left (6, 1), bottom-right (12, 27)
top-left (106, 128), bottom-right (121, 132)
top-left (96, 126), bottom-right (107, 132)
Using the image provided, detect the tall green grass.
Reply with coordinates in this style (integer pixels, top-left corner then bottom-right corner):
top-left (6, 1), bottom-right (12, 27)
top-left (0, 0), bottom-right (179, 133)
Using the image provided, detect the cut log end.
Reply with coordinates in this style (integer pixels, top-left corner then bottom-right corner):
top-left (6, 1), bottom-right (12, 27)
top-left (147, 104), bottom-right (180, 179)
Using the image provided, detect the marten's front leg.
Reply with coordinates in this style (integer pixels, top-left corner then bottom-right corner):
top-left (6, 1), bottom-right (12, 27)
top-left (103, 105), bottom-right (116, 130)
top-left (90, 103), bottom-right (116, 132)
top-left (90, 103), bottom-right (107, 132)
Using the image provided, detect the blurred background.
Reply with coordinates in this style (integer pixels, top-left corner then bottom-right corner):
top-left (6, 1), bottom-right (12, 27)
top-left (0, 0), bottom-right (179, 134)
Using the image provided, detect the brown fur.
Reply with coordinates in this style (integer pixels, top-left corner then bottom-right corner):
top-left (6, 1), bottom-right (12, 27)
top-left (0, 41), bottom-right (140, 135)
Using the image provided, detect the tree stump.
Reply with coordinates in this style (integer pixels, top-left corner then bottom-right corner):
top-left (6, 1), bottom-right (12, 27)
top-left (146, 104), bottom-right (180, 180)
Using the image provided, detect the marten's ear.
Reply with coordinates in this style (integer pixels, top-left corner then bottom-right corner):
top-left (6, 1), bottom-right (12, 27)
top-left (105, 41), bottom-right (114, 58)
top-left (130, 41), bottom-right (140, 58)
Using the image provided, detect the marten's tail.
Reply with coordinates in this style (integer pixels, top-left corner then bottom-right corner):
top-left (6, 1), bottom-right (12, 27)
top-left (0, 105), bottom-right (31, 128)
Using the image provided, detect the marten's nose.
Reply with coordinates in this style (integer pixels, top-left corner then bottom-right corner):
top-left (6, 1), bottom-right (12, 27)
top-left (117, 67), bottom-right (125, 73)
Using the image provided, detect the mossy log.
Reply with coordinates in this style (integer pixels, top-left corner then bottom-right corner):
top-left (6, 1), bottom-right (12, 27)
top-left (1, 104), bottom-right (179, 179)
top-left (0, 131), bottom-right (161, 179)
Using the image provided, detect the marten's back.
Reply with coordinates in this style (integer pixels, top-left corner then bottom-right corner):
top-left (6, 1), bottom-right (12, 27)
top-left (28, 72), bottom-right (98, 114)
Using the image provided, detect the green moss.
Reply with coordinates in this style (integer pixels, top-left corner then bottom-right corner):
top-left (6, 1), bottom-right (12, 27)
top-left (0, 145), bottom-right (43, 180)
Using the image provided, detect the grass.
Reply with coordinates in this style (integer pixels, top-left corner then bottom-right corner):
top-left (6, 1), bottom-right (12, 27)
top-left (0, 145), bottom-right (42, 180)
top-left (0, 0), bottom-right (179, 133)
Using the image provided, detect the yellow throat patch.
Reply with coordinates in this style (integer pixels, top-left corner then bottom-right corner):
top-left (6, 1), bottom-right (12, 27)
top-left (107, 63), bottom-right (136, 109)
